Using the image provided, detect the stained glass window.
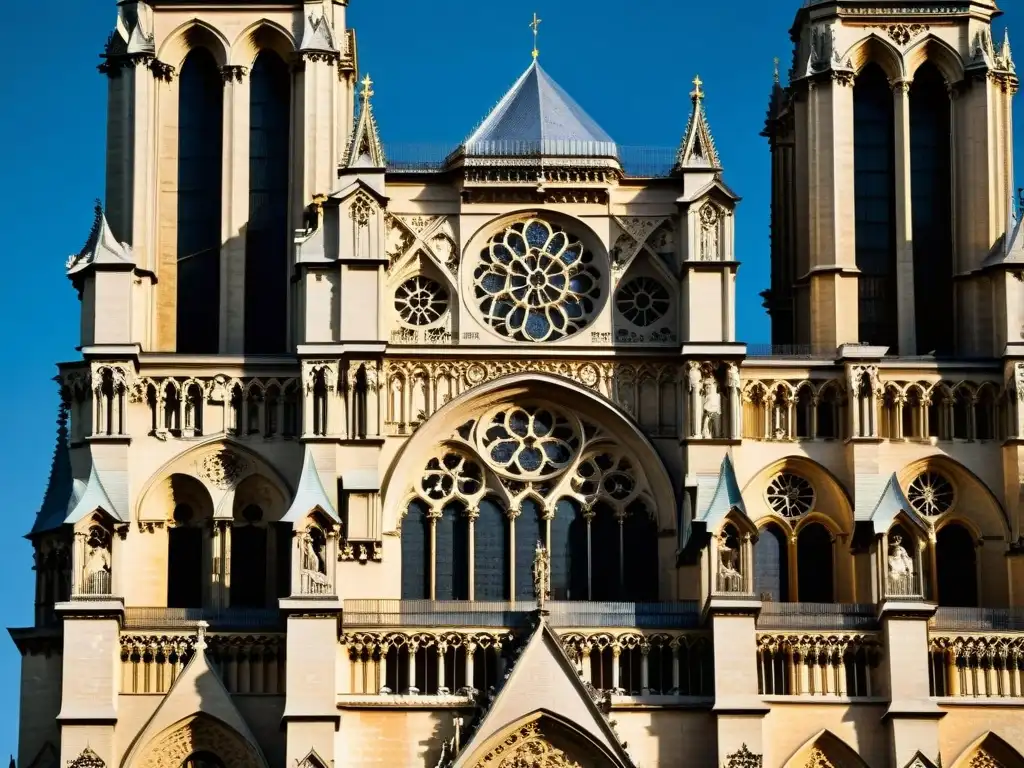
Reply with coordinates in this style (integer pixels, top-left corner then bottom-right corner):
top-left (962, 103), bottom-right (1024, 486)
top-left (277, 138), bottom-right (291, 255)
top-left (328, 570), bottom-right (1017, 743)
top-left (473, 219), bottom-right (602, 342)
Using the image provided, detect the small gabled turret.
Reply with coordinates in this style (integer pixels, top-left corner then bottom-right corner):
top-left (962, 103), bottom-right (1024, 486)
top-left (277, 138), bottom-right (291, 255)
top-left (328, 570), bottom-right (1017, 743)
top-left (100, 0), bottom-right (155, 67)
top-left (673, 75), bottom-right (721, 172)
top-left (343, 74), bottom-right (386, 170)
top-left (66, 201), bottom-right (139, 347)
top-left (299, 1), bottom-right (339, 58)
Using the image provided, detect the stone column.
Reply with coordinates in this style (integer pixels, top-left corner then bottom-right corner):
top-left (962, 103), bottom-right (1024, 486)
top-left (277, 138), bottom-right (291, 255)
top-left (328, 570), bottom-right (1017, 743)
top-left (220, 65), bottom-right (250, 353)
top-left (892, 80), bottom-right (917, 355)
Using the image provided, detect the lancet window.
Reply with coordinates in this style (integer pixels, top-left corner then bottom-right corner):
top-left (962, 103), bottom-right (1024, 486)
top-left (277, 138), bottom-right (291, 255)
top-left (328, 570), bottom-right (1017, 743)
top-left (176, 47), bottom-right (223, 354)
top-left (399, 402), bottom-right (659, 601)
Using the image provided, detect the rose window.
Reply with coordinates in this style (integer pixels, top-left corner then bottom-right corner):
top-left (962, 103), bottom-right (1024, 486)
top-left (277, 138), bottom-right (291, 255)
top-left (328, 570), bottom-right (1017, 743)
top-left (480, 405), bottom-right (580, 478)
top-left (573, 453), bottom-right (637, 503)
top-left (616, 277), bottom-right (670, 327)
top-left (421, 452), bottom-right (483, 502)
top-left (395, 276), bottom-right (449, 326)
top-left (766, 473), bottom-right (814, 518)
top-left (473, 219), bottom-right (602, 342)
top-left (907, 471), bottom-right (954, 517)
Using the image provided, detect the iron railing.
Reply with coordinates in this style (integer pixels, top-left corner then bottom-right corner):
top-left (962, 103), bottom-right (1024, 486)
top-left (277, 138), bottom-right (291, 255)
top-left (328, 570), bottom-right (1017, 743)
top-left (756, 602), bottom-right (878, 631)
top-left (341, 600), bottom-right (702, 629)
top-left (122, 607), bottom-right (284, 631)
top-left (383, 144), bottom-right (680, 178)
top-left (930, 607), bottom-right (1024, 632)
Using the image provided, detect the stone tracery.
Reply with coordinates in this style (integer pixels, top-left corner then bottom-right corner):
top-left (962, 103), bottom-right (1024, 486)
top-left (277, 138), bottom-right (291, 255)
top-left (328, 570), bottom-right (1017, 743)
top-left (473, 218), bottom-right (603, 342)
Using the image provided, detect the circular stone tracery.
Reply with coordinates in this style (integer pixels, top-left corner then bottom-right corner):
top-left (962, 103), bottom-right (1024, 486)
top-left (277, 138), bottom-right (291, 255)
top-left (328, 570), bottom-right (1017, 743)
top-left (473, 218), bottom-right (602, 342)
top-left (395, 276), bottom-right (449, 327)
top-left (616, 277), bottom-right (670, 327)
top-left (479, 405), bottom-right (581, 479)
top-left (766, 472), bottom-right (815, 518)
top-left (907, 470), bottom-right (955, 517)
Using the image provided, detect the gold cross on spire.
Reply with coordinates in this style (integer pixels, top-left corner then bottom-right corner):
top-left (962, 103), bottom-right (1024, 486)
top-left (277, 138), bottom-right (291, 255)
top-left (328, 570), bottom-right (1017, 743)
top-left (530, 12), bottom-right (542, 60)
top-left (360, 73), bottom-right (374, 100)
top-left (691, 74), bottom-right (704, 100)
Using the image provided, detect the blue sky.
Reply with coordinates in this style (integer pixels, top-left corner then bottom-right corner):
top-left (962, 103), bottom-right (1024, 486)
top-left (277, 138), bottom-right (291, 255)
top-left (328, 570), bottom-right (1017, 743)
top-left (0, 0), bottom-right (1021, 756)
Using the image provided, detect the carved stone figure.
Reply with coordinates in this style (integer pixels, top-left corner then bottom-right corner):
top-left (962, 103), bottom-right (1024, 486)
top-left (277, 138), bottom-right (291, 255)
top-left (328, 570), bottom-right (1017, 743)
top-left (699, 203), bottom-right (720, 261)
top-left (301, 529), bottom-right (331, 595)
top-left (887, 534), bottom-right (916, 596)
top-left (84, 527), bottom-right (112, 595)
top-left (702, 374), bottom-right (723, 439)
top-left (533, 541), bottom-right (550, 611)
top-left (718, 533), bottom-right (742, 592)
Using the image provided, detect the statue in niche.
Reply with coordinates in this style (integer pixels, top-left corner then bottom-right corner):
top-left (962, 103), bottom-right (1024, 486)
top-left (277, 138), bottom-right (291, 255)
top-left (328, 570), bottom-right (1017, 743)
top-left (726, 363), bottom-right (741, 391)
top-left (301, 529), bottom-right (330, 594)
top-left (533, 541), bottom-right (550, 611)
top-left (84, 526), bottom-right (111, 595)
top-left (702, 373), bottom-right (723, 439)
top-left (718, 531), bottom-right (742, 592)
top-left (699, 203), bottom-right (720, 261)
top-left (887, 534), bottom-right (915, 595)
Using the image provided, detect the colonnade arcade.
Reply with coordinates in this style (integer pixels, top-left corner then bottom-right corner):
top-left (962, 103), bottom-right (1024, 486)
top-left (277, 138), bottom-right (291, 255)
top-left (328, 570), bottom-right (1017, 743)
top-left (386, 375), bottom-right (677, 603)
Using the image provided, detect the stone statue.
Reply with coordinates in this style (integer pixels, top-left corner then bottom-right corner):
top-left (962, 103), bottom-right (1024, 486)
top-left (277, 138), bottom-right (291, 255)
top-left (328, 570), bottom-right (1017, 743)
top-left (718, 534), bottom-right (742, 592)
top-left (887, 534), bottom-right (915, 595)
top-left (84, 527), bottom-right (111, 595)
top-left (533, 541), bottom-right (550, 611)
top-left (702, 375), bottom-right (723, 439)
top-left (726, 363), bottom-right (740, 390)
top-left (301, 529), bottom-right (330, 594)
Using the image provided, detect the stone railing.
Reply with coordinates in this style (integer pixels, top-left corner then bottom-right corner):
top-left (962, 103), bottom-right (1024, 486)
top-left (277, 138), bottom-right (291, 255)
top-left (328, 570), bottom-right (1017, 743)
top-left (928, 634), bottom-right (1024, 698)
top-left (756, 632), bottom-right (882, 697)
top-left (756, 602), bottom-right (878, 631)
top-left (340, 600), bottom-right (701, 630)
top-left (122, 607), bottom-right (283, 632)
top-left (341, 630), bottom-right (511, 696)
top-left (560, 631), bottom-right (712, 697)
top-left (120, 633), bottom-right (285, 694)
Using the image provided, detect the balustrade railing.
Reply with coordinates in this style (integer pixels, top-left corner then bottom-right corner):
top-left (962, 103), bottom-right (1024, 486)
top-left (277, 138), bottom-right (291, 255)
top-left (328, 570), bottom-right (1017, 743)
top-left (756, 602), bottom-right (878, 631)
top-left (74, 570), bottom-right (112, 598)
top-left (341, 600), bottom-right (701, 629)
top-left (756, 633), bottom-right (881, 697)
top-left (931, 607), bottom-right (1024, 632)
top-left (340, 628), bottom-right (712, 698)
top-left (928, 634), bottom-right (1024, 698)
top-left (123, 607), bottom-right (283, 631)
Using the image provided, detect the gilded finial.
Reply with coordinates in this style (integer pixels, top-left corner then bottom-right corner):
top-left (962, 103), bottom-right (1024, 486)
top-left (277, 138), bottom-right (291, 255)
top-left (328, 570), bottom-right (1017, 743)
top-left (691, 74), bottom-right (704, 101)
top-left (773, 57), bottom-right (780, 84)
top-left (360, 73), bottom-right (374, 100)
top-left (530, 12), bottom-right (542, 60)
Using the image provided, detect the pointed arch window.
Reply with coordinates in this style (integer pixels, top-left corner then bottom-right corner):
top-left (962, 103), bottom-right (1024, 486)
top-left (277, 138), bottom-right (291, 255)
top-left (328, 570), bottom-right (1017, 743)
top-left (796, 522), bottom-right (833, 602)
top-left (910, 63), bottom-right (954, 356)
top-left (474, 498), bottom-right (509, 600)
top-left (245, 51), bottom-right (291, 353)
top-left (176, 48), bottom-right (223, 354)
top-left (754, 523), bottom-right (789, 602)
top-left (514, 499), bottom-right (546, 600)
top-left (854, 63), bottom-right (898, 350)
top-left (936, 523), bottom-right (977, 607)
top-left (168, 503), bottom-right (204, 608)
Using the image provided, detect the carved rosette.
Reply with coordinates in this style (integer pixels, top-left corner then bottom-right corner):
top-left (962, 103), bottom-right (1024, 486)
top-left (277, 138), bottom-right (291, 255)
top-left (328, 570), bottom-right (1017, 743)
top-left (198, 449), bottom-right (248, 490)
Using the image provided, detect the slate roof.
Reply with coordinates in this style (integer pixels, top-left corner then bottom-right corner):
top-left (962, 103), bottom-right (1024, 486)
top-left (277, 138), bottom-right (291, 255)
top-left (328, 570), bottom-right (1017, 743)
top-left (281, 446), bottom-right (339, 523)
top-left (462, 61), bottom-right (617, 158)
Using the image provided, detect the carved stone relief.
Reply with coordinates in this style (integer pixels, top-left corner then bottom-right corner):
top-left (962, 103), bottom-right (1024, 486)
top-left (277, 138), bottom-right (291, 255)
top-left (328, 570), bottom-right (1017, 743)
top-left (725, 744), bottom-right (763, 768)
top-left (471, 721), bottom-right (583, 768)
top-left (134, 716), bottom-right (262, 768)
top-left (198, 448), bottom-right (248, 489)
top-left (68, 747), bottom-right (105, 768)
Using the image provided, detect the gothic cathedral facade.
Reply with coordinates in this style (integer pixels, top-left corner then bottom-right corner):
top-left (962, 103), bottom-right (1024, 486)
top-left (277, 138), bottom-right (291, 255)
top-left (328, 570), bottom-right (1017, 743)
top-left (13, 1), bottom-right (1024, 767)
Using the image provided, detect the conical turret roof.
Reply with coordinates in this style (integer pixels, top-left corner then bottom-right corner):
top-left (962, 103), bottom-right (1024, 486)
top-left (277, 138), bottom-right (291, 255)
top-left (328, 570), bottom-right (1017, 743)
top-left (462, 61), bottom-right (616, 158)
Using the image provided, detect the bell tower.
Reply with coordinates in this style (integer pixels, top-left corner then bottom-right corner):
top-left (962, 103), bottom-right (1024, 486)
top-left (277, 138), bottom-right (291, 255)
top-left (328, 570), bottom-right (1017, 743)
top-left (765, 0), bottom-right (1017, 357)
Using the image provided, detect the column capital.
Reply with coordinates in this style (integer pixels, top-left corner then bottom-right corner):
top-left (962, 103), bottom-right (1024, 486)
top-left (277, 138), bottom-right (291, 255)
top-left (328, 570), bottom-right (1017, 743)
top-left (221, 65), bottom-right (248, 83)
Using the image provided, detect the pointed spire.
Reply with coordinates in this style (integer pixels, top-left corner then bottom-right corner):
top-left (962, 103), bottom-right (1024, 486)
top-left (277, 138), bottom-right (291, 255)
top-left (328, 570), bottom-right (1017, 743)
top-left (700, 455), bottom-right (747, 525)
top-left (281, 446), bottom-right (340, 523)
top-left (343, 74), bottom-right (386, 168)
top-left (674, 74), bottom-right (721, 171)
top-left (66, 200), bottom-right (135, 276)
top-left (31, 404), bottom-right (76, 535)
top-left (999, 28), bottom-right (1015, 73)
